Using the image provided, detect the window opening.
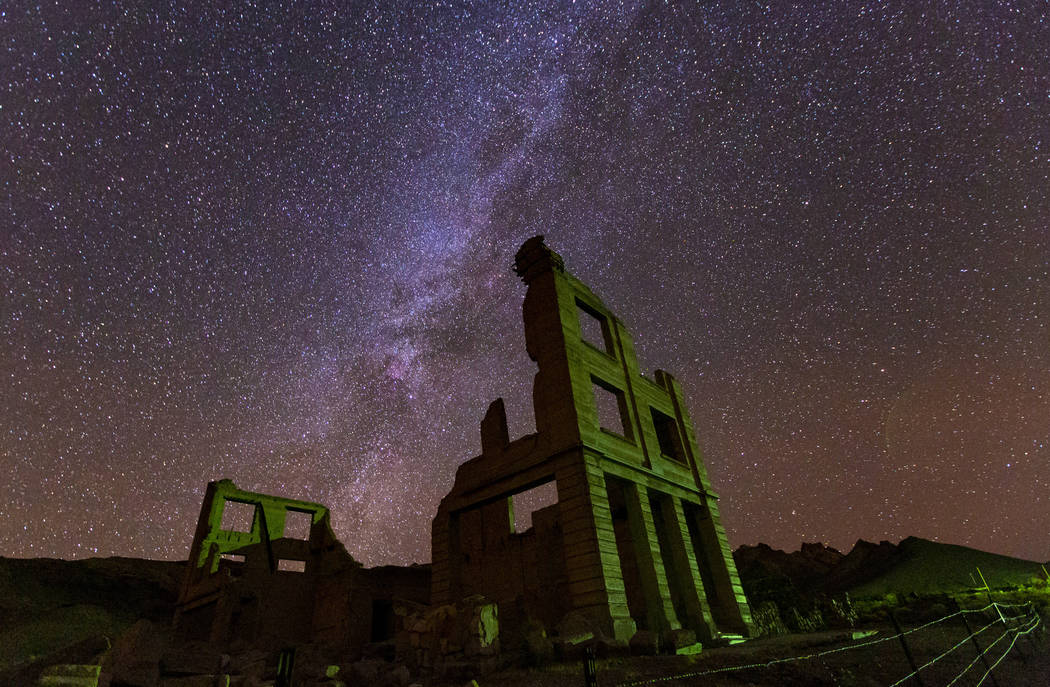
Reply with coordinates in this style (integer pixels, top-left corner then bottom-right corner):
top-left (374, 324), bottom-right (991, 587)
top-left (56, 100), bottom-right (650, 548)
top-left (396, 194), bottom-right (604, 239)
top-left (277, 559), bottom-right (306, 573)
top-left (592, 378), bottom-right (631, 438)
top-left (283, 509), bottom-right (313, 540)
top-left (577, 300), bottom-right (611, 352)
top-left (220, 500), bottom-right (255, 533)
top-left (651, 408), bottom-right (686, 462)
top-left (511, 481), bottom-right (558, 532)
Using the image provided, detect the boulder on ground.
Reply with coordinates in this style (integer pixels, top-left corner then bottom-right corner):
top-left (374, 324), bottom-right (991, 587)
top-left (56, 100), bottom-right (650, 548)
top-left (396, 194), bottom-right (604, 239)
top-left (554, 610), bottom-right (594, 645)
top-left (663, 628), bottom-right (696, 652)
top-left (397, 595), bottom-right (499, 670)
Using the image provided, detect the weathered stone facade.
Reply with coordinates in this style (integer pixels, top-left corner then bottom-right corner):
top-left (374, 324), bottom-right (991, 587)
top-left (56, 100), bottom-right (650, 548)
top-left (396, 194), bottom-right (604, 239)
top-left (174, 479), bottom-right (429, 654)
top-left (431, 237), bottom-right (753, 646)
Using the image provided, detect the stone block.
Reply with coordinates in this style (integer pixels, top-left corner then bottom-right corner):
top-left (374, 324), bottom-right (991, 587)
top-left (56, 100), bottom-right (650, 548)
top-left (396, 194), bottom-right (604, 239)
top-left (554, 610), bottom-right (595, 645)
top-left (37, 663), bottom-right (102, 687)
top-left (40, 665), bottom-right (103, 679)
top-left (591, 636), bottom-right (629, 658)
top-left (463, 601), bottom-right (498, 657)
top-left (675, 642), bottom-right (703, 656)
top-left (663, 628), bottom-right (696, 651)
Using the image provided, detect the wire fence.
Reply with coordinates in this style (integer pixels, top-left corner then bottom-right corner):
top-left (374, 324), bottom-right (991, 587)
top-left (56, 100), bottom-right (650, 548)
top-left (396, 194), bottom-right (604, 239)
top-left (612, 601), bottom-right (1043, 687)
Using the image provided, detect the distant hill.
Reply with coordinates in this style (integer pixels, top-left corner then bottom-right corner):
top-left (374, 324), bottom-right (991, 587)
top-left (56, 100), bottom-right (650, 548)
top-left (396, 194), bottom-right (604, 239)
top-left (734, 536), bottom-right (1050, 599)
top-left (848, 537), bottom-right (1050, 596)
top-left (0, 556), bottom-right (184, 672)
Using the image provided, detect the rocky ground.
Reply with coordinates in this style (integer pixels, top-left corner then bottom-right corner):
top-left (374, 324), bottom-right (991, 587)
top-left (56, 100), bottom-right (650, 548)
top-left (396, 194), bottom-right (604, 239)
top-left (0, 556), bottom-right (183, 684)
top-left (476, 615), bottom-right (1050, 687)
top-left (4, 538), bottom-right (1049, 686)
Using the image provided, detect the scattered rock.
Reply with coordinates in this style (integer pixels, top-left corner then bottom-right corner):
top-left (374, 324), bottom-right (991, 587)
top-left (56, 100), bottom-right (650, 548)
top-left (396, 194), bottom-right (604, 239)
top-left (105, 619), bottom-right (167, 687)
top-left (663, 628), bottom-right (696, 652)
top-left (675, 642), bottom-right (703, 656)
top-left (554, 610), bottom-right (594, 645)
top-left (397, 595), bottom-right (500, 671)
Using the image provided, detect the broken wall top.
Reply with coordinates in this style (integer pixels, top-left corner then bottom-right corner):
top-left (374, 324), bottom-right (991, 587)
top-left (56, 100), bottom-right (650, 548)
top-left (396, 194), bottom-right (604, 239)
top-left (186, 479), bottom-right (355, 575)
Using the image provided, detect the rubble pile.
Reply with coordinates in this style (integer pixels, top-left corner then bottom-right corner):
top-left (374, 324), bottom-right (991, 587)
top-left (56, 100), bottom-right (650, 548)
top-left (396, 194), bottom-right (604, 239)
top-left (397, 595), bottom-right (500, 678)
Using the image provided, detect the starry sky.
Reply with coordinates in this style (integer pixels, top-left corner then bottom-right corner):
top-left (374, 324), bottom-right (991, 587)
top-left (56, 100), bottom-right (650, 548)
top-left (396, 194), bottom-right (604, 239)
top-left (3, 1), bottom-right (1048, 567)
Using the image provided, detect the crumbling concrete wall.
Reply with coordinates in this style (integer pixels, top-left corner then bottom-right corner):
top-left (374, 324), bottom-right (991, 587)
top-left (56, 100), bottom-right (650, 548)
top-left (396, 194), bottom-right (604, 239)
top-left (432, 237), bottom-right (754, 649)
top-left (174, 479), bottom-right (429, 656)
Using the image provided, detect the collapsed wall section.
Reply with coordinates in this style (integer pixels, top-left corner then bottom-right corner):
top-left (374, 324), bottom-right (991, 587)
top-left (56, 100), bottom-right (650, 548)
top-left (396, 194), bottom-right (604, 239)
top-left (174, 479), bottom-right (429, 653)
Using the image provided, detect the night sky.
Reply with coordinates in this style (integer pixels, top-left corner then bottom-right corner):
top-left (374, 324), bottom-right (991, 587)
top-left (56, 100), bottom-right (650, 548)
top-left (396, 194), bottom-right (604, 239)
top-left (3, 1), bottom-right (1048, 567)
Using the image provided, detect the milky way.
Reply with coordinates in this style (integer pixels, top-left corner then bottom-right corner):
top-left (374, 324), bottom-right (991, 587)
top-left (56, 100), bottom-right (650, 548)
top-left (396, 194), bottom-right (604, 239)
top-left (3, 1), bottom-right (1048, 566)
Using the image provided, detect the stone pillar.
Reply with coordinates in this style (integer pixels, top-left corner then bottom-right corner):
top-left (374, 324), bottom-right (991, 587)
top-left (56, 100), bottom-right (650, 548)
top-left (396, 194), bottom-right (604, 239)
top-left (622, 482), bottom-right (680, 635)
top-left (664, 496), bottom-right (718, 640)
top-left (430, 506), bottom-right (455, 605)
top-left (555, 454), bottom-right (636, 641)
top-left (691, 495), bottom-right (753, 634)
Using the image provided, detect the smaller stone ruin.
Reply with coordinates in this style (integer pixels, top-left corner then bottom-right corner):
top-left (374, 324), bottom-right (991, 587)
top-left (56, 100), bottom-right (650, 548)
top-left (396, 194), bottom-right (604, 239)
top-left (174, 479), bottom-right (430, 654)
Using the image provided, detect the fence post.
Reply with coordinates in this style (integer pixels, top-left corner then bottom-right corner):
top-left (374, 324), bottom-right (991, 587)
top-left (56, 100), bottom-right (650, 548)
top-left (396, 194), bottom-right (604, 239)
top-left (1014, 604), bottom-right (1037, 656)
top-left (1010, 617), bottom-right (1029, 665)
top-left (276, 647), bottom-right (295, 687)
top-left (583, 646), bottom-right (598, 687)
top-left (976, 568), bottom-right (1005, 624)
top-left (954, 601), bottom-right (1000, 687)
top-left (889, 611), bottom-right (925, 687)
top-left (1023, 603), bottom-right (1039, 652)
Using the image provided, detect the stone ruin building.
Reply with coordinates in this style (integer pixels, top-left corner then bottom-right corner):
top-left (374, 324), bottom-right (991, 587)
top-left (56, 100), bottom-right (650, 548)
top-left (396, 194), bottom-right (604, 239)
top-left (174, 479), bottom-right (430, 653)
top-left (432, 236), bottom-right (753, 648)
top-left (169, 237), bottom-right (752, 678)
